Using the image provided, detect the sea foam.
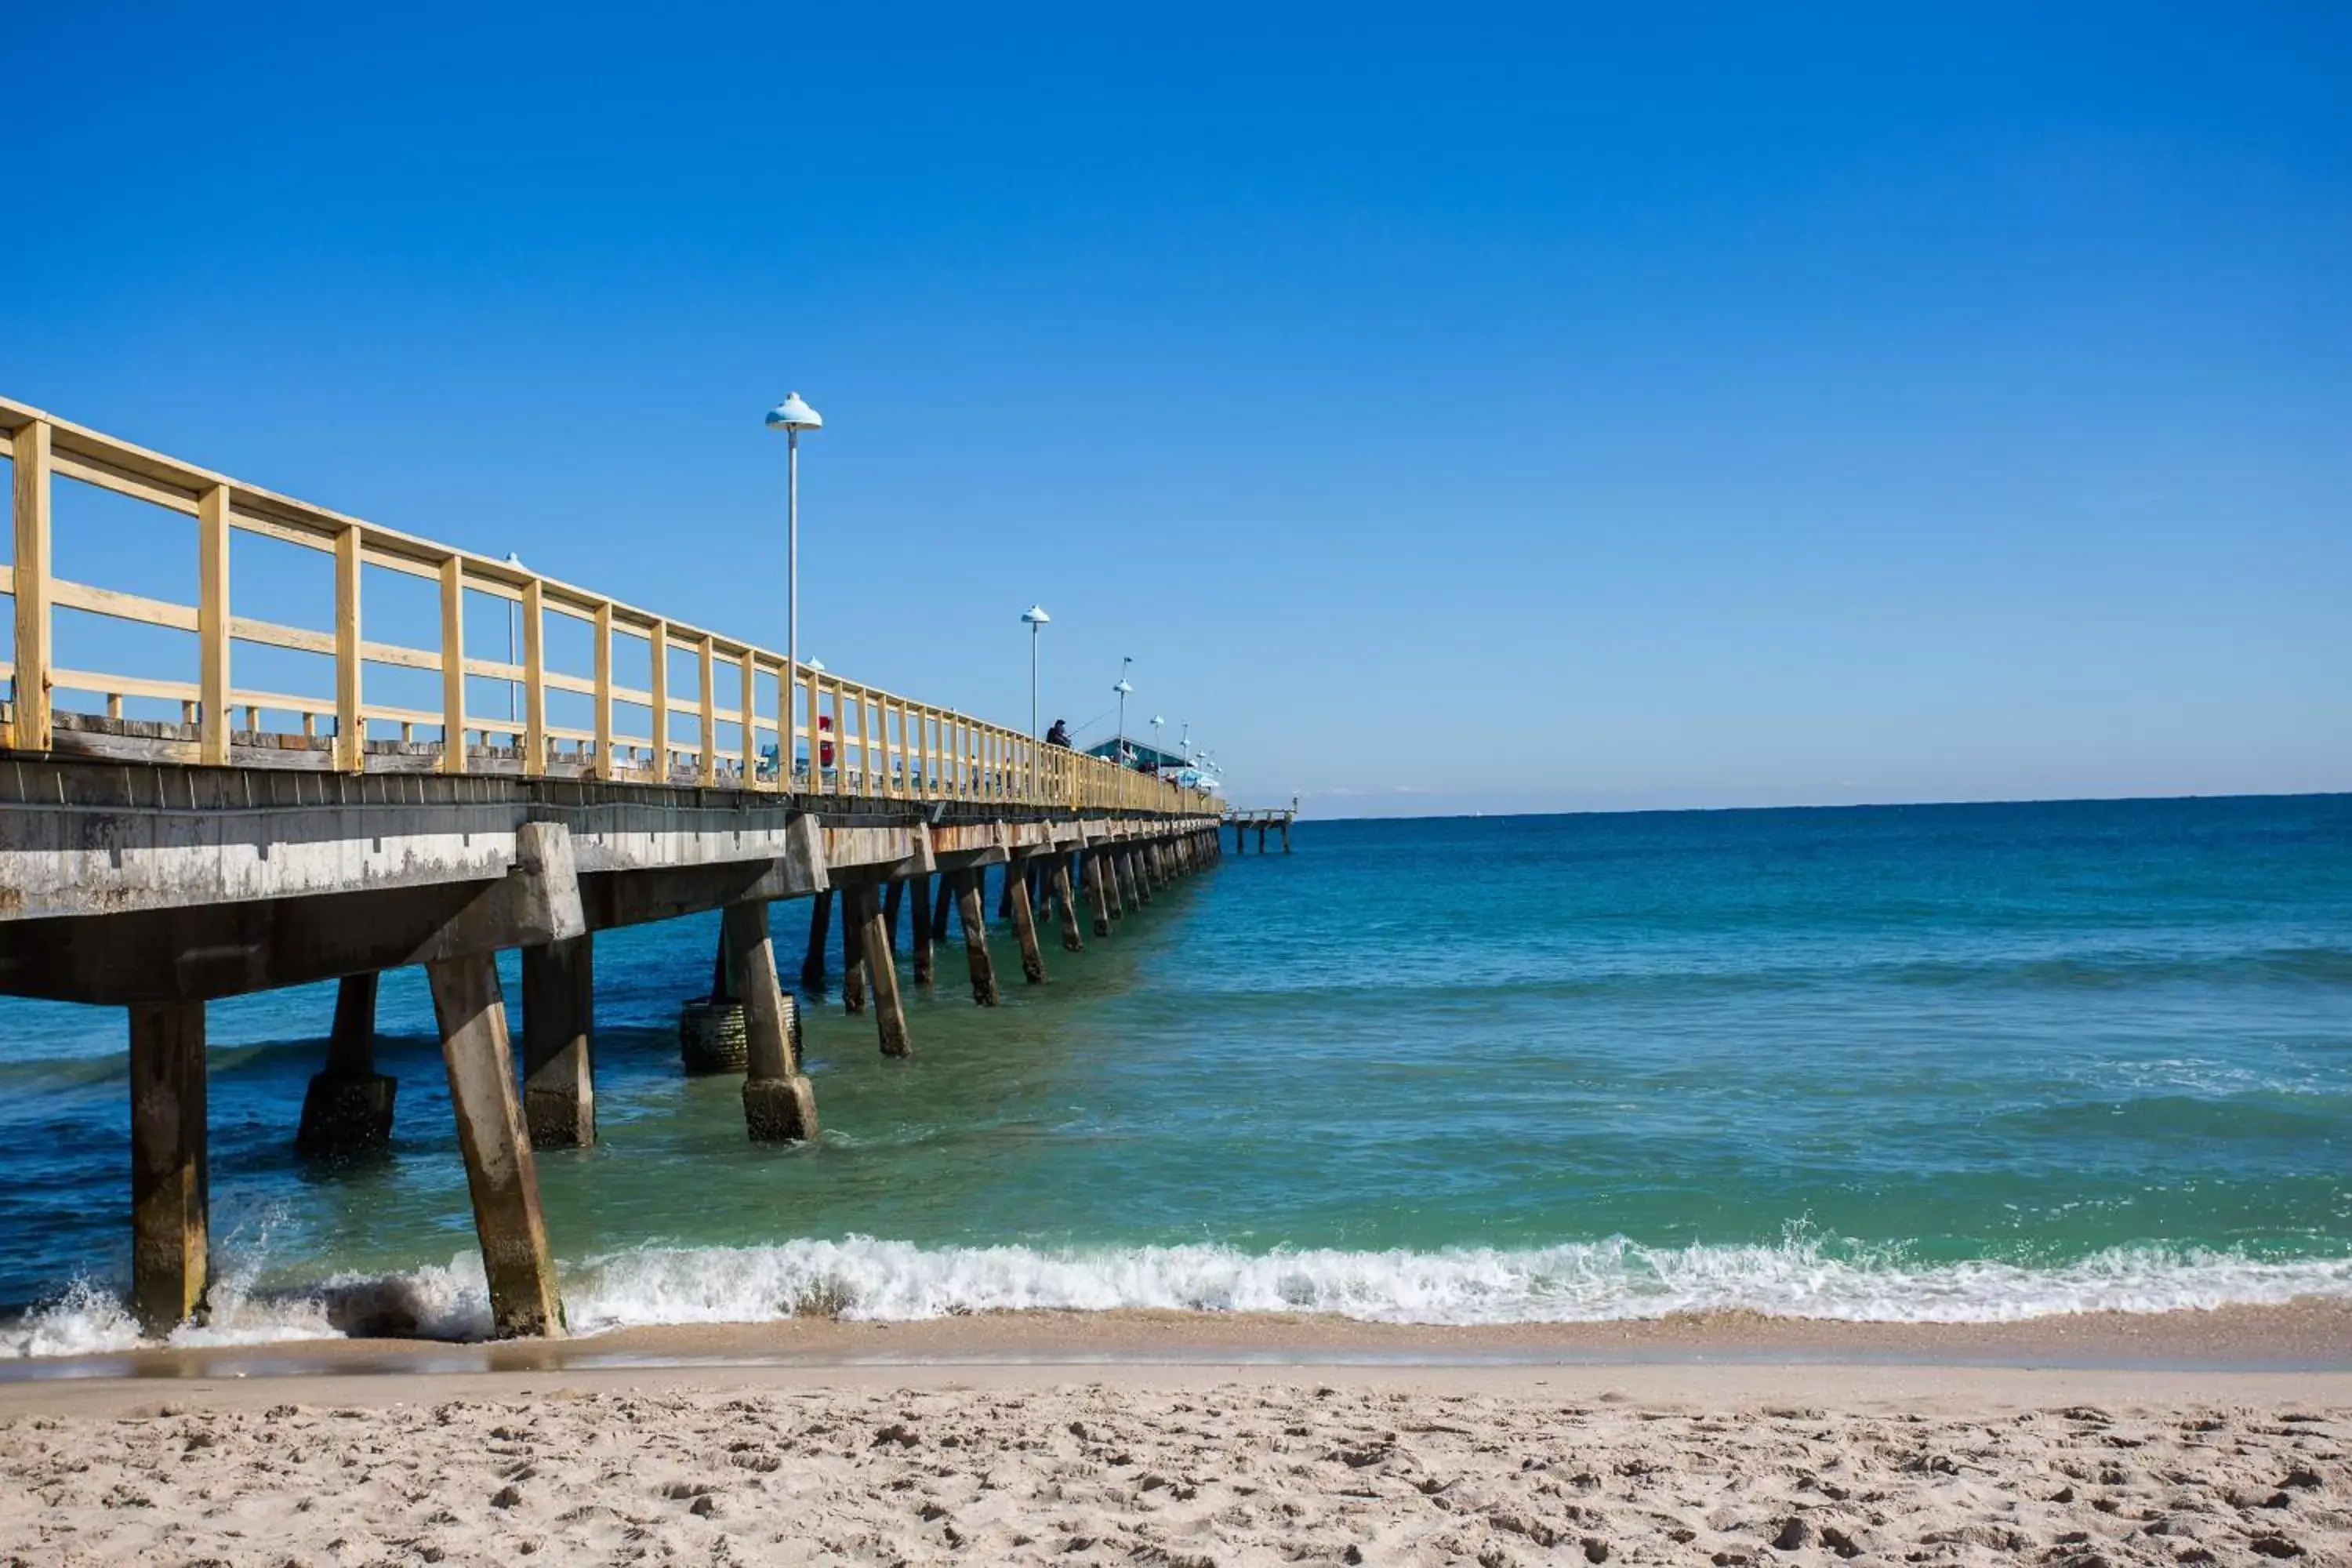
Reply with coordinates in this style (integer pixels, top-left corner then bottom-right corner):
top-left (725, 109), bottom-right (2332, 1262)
top-left (7, 1233), bottom-right (2352, 1357)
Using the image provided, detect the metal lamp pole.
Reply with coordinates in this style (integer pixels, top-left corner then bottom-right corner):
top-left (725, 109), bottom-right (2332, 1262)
top-left (766, 392), bottom-right (822, 785)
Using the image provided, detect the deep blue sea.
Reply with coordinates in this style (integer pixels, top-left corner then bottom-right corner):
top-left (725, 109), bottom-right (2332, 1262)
top-left (2, 795), bottom-right (2348, 1354)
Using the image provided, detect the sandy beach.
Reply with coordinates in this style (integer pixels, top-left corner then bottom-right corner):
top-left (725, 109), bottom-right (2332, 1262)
top-left (4, 1311), bottom-right (2350, 1565)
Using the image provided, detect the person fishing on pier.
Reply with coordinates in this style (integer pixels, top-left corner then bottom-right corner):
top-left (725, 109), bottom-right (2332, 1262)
top-left (1045, 718), bottom-right (1071, 748)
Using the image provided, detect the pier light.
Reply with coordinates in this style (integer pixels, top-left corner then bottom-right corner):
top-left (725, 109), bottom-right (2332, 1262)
top-left (1022, 605), bottom-right (1051, 740)
top-left (1112, 658), bottom-right (1134, 760)
top-left (765, 392), bottom-right (822, 785)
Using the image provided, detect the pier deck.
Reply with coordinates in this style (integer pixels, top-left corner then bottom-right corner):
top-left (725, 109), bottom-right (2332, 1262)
top-left (0, 396), bottom-right (1223, 1339)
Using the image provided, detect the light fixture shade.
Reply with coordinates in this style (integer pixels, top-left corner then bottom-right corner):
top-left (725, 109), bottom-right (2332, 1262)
top-left (1022, 604), bottom-right (1051, 625)
top-left (765, 391), bottom-right (823, 432)
top-left (804, 657), bottom-right (826, 672)
top-left (1113, 678), bottom-right (1134, 695)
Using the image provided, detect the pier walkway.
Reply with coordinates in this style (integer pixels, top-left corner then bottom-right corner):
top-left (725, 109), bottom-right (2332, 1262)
top-left (0, 397), bottom-right (1223, 1339)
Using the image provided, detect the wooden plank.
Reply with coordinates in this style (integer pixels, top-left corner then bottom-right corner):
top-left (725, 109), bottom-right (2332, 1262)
top-left (439, 556), bottom-right (466, 774)
top-left (49, 448), bottom-right (202, 517)
top-left (198, 485), bottom-right (230, 765)
top-left (542, 669), bottom-right (596, 696)
top-left (11, 419), bottom-right (53, 750)
top-left (49, 667), bottom-right (199, 702)
top-left (359, 639), bottom-right (441, 672)
top-left (49, 579), bottom-right (200, 632)
top-left (522, 577), bottom-right (546, 778)
top-left (232, 615), bottom-right (336, 655)
top-left (739, 650), bottom-right (759, 788)
top-left (336, 526), bottom-right (361, 770)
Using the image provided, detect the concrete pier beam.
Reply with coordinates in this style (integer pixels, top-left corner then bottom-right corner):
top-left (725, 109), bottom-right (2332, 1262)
top-left (800, 888), bottom-right (833, 990)
top-left (851, 880), bottom-right (912, 1056)
top-left (425, 952), bottom-right (561, 1338)
top-left (956, 868), bottom-right (1001, 1006)
top-left (296, 973), bottom-right (396, 1157)
top-left (129, 1000), bottom-right (208, 1335)
top-left (1051, 853), bottom-right (1085, 953)
top-left (1007, 858), bottom-right (1048, 984)
top-left (724, 900), bottom-right (819, 1141)
top-left (909, 873), bottom-right (936, 984)
top-left (521, 935), bottom-right (594, 1149)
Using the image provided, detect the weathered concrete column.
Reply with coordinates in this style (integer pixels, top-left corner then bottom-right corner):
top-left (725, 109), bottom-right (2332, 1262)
top-left (1006, 860), bottom-right (1048, 984)
top-left (521, 935), bottom-right (595, 1149)
top-left (996, 864), bottom-right (1016, 920)
top-left (1149, 841), bottom-right (1168, 889)
top-left (1051, 853), bottom-right (1085, 952)
top-left (1086, 848), bottom-right (1114, 937)
top-left (883, 879), bottom-right (904, 956)
top-left (851, 880), bottom-right (912, 1056)
top-left (800, 888), bottom-right (833, 990)
top-left (1122, 848), bottom-right (1149, 907)
top-left (932, 874), bottom-right (956, 943)
top-left (724, 900), bottom-right (820, 1140)
top-left (909, 872), bottom-right (937, 985)
top-left (1102, 846), bottom-right (1127, 920)
top-left (956, 868), bottom-right (1001, 1006)
top-left (1281, 820), bottom-right (1292, 853)
top-left (425, 952), bottom-right (561, 1339)
top-left (129, 1000), bottom-right (208, 1335)
top-left (841, 888), bottom-right (866, 1014)
top-left (296, 973), bottom-right (396, 1157)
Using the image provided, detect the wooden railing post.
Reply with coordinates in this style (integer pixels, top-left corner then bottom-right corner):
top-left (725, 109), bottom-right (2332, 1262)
top-left (438, 556), bottom-right (466, 774)
top-left (335, 525), bottom-right (363, 771)
top-left (521, 577), bottom-right (546, 778)
top-left (697, 634), bottom-right (717, 787)
top-left (592, 601), bottom-right (614, 780)
top-left (740, 652), bottom-right (759, 788)
top-left (648, 618), bottom-right (668, 782)
top-left (9, 418), bottom-right (52, 751)
top-left (196, 485), bottom-right (231, 766)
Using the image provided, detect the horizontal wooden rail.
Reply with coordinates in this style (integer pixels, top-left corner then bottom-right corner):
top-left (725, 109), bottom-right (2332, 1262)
top-left (0, 394), bottom-right (1220, 815)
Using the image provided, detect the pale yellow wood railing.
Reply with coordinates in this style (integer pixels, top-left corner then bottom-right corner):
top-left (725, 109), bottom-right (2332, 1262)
top-left (0, 397), bottom-right (1218, 817)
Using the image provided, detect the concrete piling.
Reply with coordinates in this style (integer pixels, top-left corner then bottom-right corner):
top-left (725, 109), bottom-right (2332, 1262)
top-left (1052, 852), bottom-right (1085, 952)
top-left (841, 887), bottom-right (867, 1014)
top-left (909, 872), bottom-right (937, 984)
top-left (956, 868), bottom-right (1001, 1005)
top-left (1086, 848), bottom-right (1114, 937)
top-left (521, 935), bottom-right (595, 1149)
top-left (724, 901), bottom-right (819, 1142)
top-left (800, 887), bottom-right (833, 990)
top-left (425, 952), bottom-right (561, 1339)
top-left (852, 881), bottom-right (912, 1055)
top-left (296, 973), bottom-right (396, 1157)
top-left (129, 1000), bottom-right (208, 1335)
top-left (883, 879), bottom-right (903, 956)
top-left (1007, 858), bottom-right (1048, 983)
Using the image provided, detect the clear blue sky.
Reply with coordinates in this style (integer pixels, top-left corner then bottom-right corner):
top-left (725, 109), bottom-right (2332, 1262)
top-left (6, 3), bottom-right (2346, 813)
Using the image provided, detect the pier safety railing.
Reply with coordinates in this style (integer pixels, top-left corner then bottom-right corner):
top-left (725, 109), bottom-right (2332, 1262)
top-left (0, 397), bottom-right (1217, 817)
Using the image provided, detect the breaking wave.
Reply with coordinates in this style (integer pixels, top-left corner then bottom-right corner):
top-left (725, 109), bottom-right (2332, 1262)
top-left (8, 1232), bottom-right (2352, 1357)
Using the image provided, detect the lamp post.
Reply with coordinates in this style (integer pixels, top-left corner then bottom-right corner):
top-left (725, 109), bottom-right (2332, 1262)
top-left (1112, 657), bottom-right (1134, 765)
top-left (1149, 714), bottom-right (1165, 767)
top-left (1021, 605), bottom-right (1051, 738)
top-left (764, 391), bottom-right (822, 784)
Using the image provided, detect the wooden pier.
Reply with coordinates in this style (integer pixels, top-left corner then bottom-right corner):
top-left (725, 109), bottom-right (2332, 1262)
top-left (1225, 803), bottom-right (1298, 854)
top-left (0, 396), bottom-right (1225, 1339)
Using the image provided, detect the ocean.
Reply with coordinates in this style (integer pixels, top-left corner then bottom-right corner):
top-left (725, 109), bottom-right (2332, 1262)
top-left (2, 794), bottom-right (2347, 1356)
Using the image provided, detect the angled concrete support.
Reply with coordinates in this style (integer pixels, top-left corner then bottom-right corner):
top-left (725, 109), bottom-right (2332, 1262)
top-left (1052, 853), bottom-right (1085, 953)
top-left (848, 880), bottom-right (911, 1055)
top-left (724, 900), bottom-right (819, 1142)
top-left (1007, 859), bottom-right (1047, 984)
top-left (296, 973), bottom-right (395, 1157)
top-left (1090, 848), bottom-right (1117, 932)
top-left (956, 868), bottom-right (1000, 1006)
top-left (521, 935), bottom-right (594, 1149)
top-left (129, 1000), bottom-right (208, 1336)
top-left (426, 951), bottom-right (561, 1338)
top-left (841, 885), bottom-right (866, 1014)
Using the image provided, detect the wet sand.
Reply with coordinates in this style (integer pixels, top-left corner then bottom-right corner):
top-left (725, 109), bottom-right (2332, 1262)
top-left (3, 1308), bottom-right (2350, 1563)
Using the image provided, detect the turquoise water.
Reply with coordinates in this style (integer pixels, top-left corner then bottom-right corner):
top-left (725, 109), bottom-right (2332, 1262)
top-left (3, 794), bottom-right (2350, 1352)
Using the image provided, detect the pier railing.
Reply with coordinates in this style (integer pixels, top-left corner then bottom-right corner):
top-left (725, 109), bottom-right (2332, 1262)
top-left (0, 396), bottom-right (1215, 816)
